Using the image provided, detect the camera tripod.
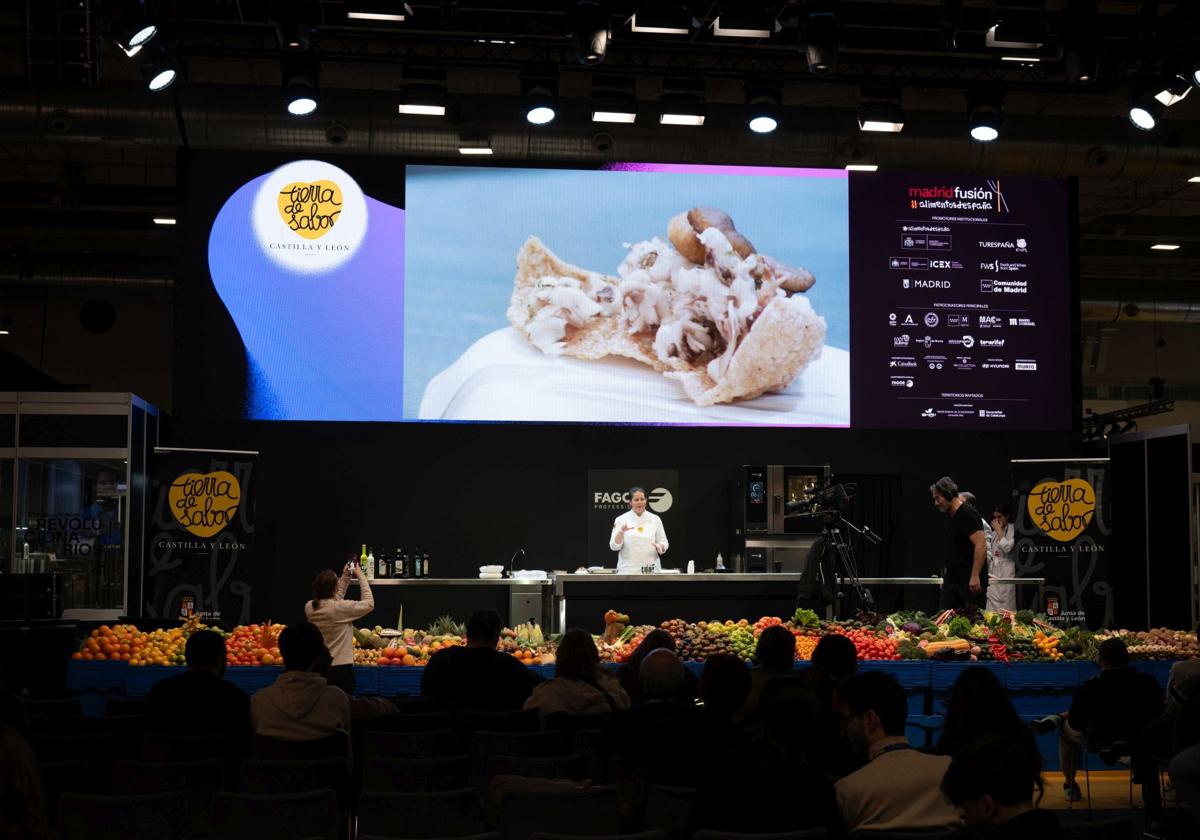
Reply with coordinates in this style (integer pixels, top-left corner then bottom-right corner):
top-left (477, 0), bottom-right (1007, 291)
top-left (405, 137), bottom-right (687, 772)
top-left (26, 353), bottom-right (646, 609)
top-left (796, 512), bottom-right (881, 620)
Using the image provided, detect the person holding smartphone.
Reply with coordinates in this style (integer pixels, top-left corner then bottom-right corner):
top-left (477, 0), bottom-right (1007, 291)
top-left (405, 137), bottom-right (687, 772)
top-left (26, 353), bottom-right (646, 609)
top-left (305, 558), bottom-right (374, 695)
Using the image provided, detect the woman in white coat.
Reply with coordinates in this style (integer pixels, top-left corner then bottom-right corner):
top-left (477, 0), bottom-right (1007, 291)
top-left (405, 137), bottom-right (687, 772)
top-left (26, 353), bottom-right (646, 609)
top-left (986, 504), bottom-right (1017, 613)
top-left (609, 487), bottom-right (669, 573)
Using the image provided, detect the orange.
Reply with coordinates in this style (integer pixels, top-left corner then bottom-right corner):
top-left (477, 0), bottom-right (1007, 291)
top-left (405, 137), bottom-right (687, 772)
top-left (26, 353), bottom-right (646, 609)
top-left (401, 654), bottom-right (417, 666)
top-left (71, 652), bottom-right (83, 660)
top-left (95, 652), bottom-right (107, 660)
top-left (82, 652), bottom-right (93, 660)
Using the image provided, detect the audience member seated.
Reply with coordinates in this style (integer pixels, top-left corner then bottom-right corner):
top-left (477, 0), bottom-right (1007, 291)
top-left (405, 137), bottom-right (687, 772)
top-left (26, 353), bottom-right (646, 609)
top-left (0, 667), bottom-right (29, 737)
top-left (691, 676), bottom-right (839, 835)
top-left (834, 671), bottom-right (963, 834)
top-left (942, 736), bottom-right (1059, 840)
top-left (803, 632), bottom-right (861, 778)
top-left (652, 653), bottom-right (752, 786)
top-left (0, 724), bottom-right (52, 840)
top-left (603, 648), bottom-right (697, 761)
top-left (737, 625), bottom-right (799, 726)
top-left (421, 609), bottom-right (544, 711)
top-left (524, 628), bottom-right (630, 717)
top-left (935, 667), bottom-right (1040, 774)
top-left (1168, 741), bottom-right (1200, 837)
top-left (1043, 637), bottom-right (1164, 806)
top-left (146, 629), bottom-right (252, 749)
top-left (616, 629), bottom-right (699, 705)
top-left (1167, 625), bottom-right (1200, 714)
top-left (311, 645), bottom-right (397, 722)
top-left (251, 622), bottom-right (351, 740)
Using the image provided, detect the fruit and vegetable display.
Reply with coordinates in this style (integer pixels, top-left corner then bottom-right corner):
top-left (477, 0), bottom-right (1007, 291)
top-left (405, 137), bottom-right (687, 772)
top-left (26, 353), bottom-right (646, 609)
top-left (72, 607), bottom-right (1200, 668)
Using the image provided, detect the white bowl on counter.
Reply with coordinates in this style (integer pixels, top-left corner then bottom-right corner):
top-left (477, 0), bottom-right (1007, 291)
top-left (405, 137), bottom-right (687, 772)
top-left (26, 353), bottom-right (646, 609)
top-left (479, 564), bottom-right (504, 575)
top-left (511, 569), bottom-right (548, 580)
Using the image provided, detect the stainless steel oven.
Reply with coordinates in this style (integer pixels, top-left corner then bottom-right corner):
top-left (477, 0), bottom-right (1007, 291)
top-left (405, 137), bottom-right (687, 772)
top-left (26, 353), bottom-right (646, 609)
top-left (741, 465), bottom-right (830, 573)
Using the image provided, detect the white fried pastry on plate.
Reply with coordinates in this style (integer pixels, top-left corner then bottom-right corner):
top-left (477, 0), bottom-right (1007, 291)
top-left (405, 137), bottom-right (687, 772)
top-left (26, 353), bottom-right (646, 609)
top-left (506, 208), bottom-right (826, 406)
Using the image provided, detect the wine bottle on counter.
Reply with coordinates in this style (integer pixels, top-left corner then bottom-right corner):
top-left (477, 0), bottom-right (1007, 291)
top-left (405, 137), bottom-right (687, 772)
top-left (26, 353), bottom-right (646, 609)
top-left (422, 550), bottom-right (431, 579)
top-left (359, 544), bottom-right (368, 576)
top-left (413, 548), bottom-right (424, 578)
top-left (399, 549), bottom-right (410, 578)
top-left (366, 547), bottom-right (376, 580)
top-left (375, 548), bottom-right (388, 579)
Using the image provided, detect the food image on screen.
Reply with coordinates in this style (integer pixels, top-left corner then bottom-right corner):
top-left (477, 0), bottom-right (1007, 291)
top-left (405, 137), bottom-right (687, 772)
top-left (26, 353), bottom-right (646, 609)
top-left (407, 164), bottom-right (851, 427)
top-left (506, 206), bottom-right (826, 406)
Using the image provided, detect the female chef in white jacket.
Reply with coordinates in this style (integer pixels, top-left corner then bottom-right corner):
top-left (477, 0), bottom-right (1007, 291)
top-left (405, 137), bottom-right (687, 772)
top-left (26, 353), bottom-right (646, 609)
top-left (609, 487), bottom-right (669, 573)
top-left (986, 504), bottom-right (1017, 612)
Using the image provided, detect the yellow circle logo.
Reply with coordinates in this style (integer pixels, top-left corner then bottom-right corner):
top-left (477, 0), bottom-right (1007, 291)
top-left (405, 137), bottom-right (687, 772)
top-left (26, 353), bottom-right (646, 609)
top-left (1027, 478), bottom-right (1096, 542)
top-left (277, 179), bottom-right (342, 240)
top-left (169, 470), bottom-right (241, 538)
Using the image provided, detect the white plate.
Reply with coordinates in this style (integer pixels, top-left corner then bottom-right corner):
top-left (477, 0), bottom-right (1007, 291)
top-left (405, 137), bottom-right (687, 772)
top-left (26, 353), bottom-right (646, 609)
top-left (479, 565), bottom-right (504, 573)
top-left (512, 569), bottom-right (547, 579)
top-left (657, 569), bottom-right (681, 575)
top-left (479, 572), bottom-right (503, 579)
top-left (588, 569), bottom-right (616, 575)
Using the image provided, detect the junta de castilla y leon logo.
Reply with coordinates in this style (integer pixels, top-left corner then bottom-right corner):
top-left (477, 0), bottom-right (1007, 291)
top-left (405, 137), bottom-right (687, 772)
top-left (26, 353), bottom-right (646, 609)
top-left (1026, 478), bottom-right (1095, 542)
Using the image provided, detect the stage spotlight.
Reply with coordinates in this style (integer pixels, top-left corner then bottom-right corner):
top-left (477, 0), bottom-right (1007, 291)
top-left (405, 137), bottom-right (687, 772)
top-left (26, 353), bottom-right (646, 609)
top-left (629, 3), bottom-right (694, 35)
top-left (745, 85), bottom-right (780, 134)
top-left (570, 1), bottom-right (609, 65)
top-left (591, 76), bottom-right (637, 123)
top-left (398, 69), bottom-right (447, 116)
top-left (803, 11), bottom-right (839, 75)
top-left (1192, 61), bottom-right (1200, 87)
top-left (1154, 73), bottom-right (1191, 107)
top-left (523, 77), bottom-right (558, 125)
top-left (1129, 91), bottom-right (1163, 131)
top-left (111, 0), bottom-right (158, 52)
top-left (967, 92), bottom-right (1002, 142)
top-left (282, 54), bottom-right (320, 116)
top-left (141, 45), bottom-right (180, 92)
top-left (857, 94), bottom-right (904, 133)
top-left (713, 4), bottom-right (776, 39)
top-left (1061, 0), bottom-right (1099, 83)
top-left (272, 0), bottom-right (316, 50)
top-left (347, 2), bottom-right (413, 22)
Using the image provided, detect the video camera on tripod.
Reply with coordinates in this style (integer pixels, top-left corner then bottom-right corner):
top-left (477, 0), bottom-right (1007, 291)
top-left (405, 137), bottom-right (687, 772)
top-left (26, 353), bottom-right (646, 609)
top-left (784, 480), bottom-right (855, 519)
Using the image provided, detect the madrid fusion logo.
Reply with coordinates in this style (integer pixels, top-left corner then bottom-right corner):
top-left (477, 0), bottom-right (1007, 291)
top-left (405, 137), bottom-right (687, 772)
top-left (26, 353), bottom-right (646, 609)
top-left (908, 179), bottom-right (1009, 213)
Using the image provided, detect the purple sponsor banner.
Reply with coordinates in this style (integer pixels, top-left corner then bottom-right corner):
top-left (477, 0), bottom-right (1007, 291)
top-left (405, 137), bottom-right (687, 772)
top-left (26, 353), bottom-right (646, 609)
top-left (848, 171), bottom-right (1071, 430)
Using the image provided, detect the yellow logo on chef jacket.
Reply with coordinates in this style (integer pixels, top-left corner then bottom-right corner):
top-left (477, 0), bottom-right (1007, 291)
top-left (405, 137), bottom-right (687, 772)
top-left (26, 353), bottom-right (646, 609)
top-left (170, 470), bottom-right (241, 538)
top-left (277, 179), bottom-right (342, 240)
top-left (1027, 478), bottom-right (1096, 542)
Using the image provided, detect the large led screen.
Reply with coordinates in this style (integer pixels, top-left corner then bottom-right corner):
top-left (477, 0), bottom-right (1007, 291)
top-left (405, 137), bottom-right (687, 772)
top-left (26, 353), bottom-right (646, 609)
top-left (189, 155), bottom-right (1072, 430)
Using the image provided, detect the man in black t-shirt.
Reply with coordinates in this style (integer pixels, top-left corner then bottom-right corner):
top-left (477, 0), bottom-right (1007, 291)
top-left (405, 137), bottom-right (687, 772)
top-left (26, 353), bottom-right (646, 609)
top-left (421, 609), bottom-right (543, 710)
top-left (931, 476), bottom-right (987, 610)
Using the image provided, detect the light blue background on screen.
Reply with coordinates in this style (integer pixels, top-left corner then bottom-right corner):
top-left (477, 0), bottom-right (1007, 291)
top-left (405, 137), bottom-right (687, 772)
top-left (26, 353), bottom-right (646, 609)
top-left (403, 165), bottom-right (850, 418)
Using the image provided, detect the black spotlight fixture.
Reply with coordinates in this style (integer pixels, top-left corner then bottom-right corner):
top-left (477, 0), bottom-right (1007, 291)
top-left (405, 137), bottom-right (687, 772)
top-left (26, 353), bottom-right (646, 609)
top-left (1128, 90), bottom-right (1163, 131)
top-left (522, 74), bottom-right (559, 125)
top-left (591, 75), bottom-right (638, 124)
top-left (803, 5), bottom-right (839, 76)
top-left (629, 2), bottom-right (695, 35)
top-left (938, 0), bottom-right (963, 50)
top-left (966, 89), bottom-right (1003, 142)
top-left (140, 43), bottom-right (181, 93)
top-left (1192, 59), bottom-right (1200, 88)
top-left (398, 68), bottom-right (447, 117)
top-left (271, 0), bottom-right (316, 50)
top-left (745, 83), bottom-right (781, 134)
top-left (569, 0), bottom-right (609, 65)
top-left (1061, 0), bottom-right (1099, 83)
top-left (659, 77), bottom-right (705, 126)
top-left (282, 53), bottom-right (320, 116)
top-left (1154, 72), bottom-right (1192, 108)
top-left (110, 0), bottom-right (158, 53)
top-left (858, 87), bottom-right (904, 133)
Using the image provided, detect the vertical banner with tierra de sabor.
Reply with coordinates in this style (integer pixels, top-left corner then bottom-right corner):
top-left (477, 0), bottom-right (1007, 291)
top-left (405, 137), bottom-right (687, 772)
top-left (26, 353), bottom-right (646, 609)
top-left (144, 448), bottom-right (257, 625)
top-left (1010, 458), bottom-right (1111, 629)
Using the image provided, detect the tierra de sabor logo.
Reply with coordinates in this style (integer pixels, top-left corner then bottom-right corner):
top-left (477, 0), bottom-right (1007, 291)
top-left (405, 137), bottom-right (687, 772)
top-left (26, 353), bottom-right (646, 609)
top-left (277, 179), bottom-right (342, 239)
top-left (252, 159), bottom-right (367, 274)
top-left (170, 470), bottom-right (241, 538)
top-left (1027, 478), bottom-right (1095, 542)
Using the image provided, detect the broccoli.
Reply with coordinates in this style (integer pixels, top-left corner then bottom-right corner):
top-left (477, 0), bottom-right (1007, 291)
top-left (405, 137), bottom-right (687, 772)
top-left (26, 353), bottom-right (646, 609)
top-left (1015, 610), bottom-right (1035, 625)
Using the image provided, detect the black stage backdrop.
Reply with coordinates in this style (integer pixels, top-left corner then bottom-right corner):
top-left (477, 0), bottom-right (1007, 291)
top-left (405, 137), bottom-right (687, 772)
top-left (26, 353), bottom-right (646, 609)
top-left (158, 416), bottom-right (1079, 625)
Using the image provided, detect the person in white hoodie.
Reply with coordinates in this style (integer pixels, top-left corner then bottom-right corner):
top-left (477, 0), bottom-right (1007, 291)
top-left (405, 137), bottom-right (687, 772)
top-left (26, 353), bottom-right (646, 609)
top-left (306, 560), bottom-right (374, 695)
top-left (251, 622), bottom-right (351, 742)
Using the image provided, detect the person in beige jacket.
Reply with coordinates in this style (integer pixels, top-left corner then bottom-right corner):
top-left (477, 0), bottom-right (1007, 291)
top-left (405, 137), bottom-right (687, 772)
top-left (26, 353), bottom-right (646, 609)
top-left (306, 561), bottom-right (374, 695)
top-left (251, 622), bottom-right (351, 742)
top-left (834, 671), bottom-right (962, 834)
top-left (523, 628), bottom-right (629, 717)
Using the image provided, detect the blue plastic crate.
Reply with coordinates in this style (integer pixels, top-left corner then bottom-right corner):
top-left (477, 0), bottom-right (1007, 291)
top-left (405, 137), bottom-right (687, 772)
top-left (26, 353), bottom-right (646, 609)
top-left (859, 661), bottom-right (930, 716)
top-left (378, 665), bottom-right (425, 697)
top-left (67, 660), bottom-right (129, 692)
top-left (1130, 660), bottom-right (1173, 691)
top-left (930, 660), bottom-right (1006, 691)
top-left (227, 666), bottom-right (284, 695)
top-left (353, 666), bottom-right (381, 696)
top-left (125, 665), bottom-right (186, 698)
top-left (1073, 659), bottom-right (1099, 686)
top-left (906, 715), bottom-right (944, 750)
top-left (1006, 663), bottom-right (1075, 716)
